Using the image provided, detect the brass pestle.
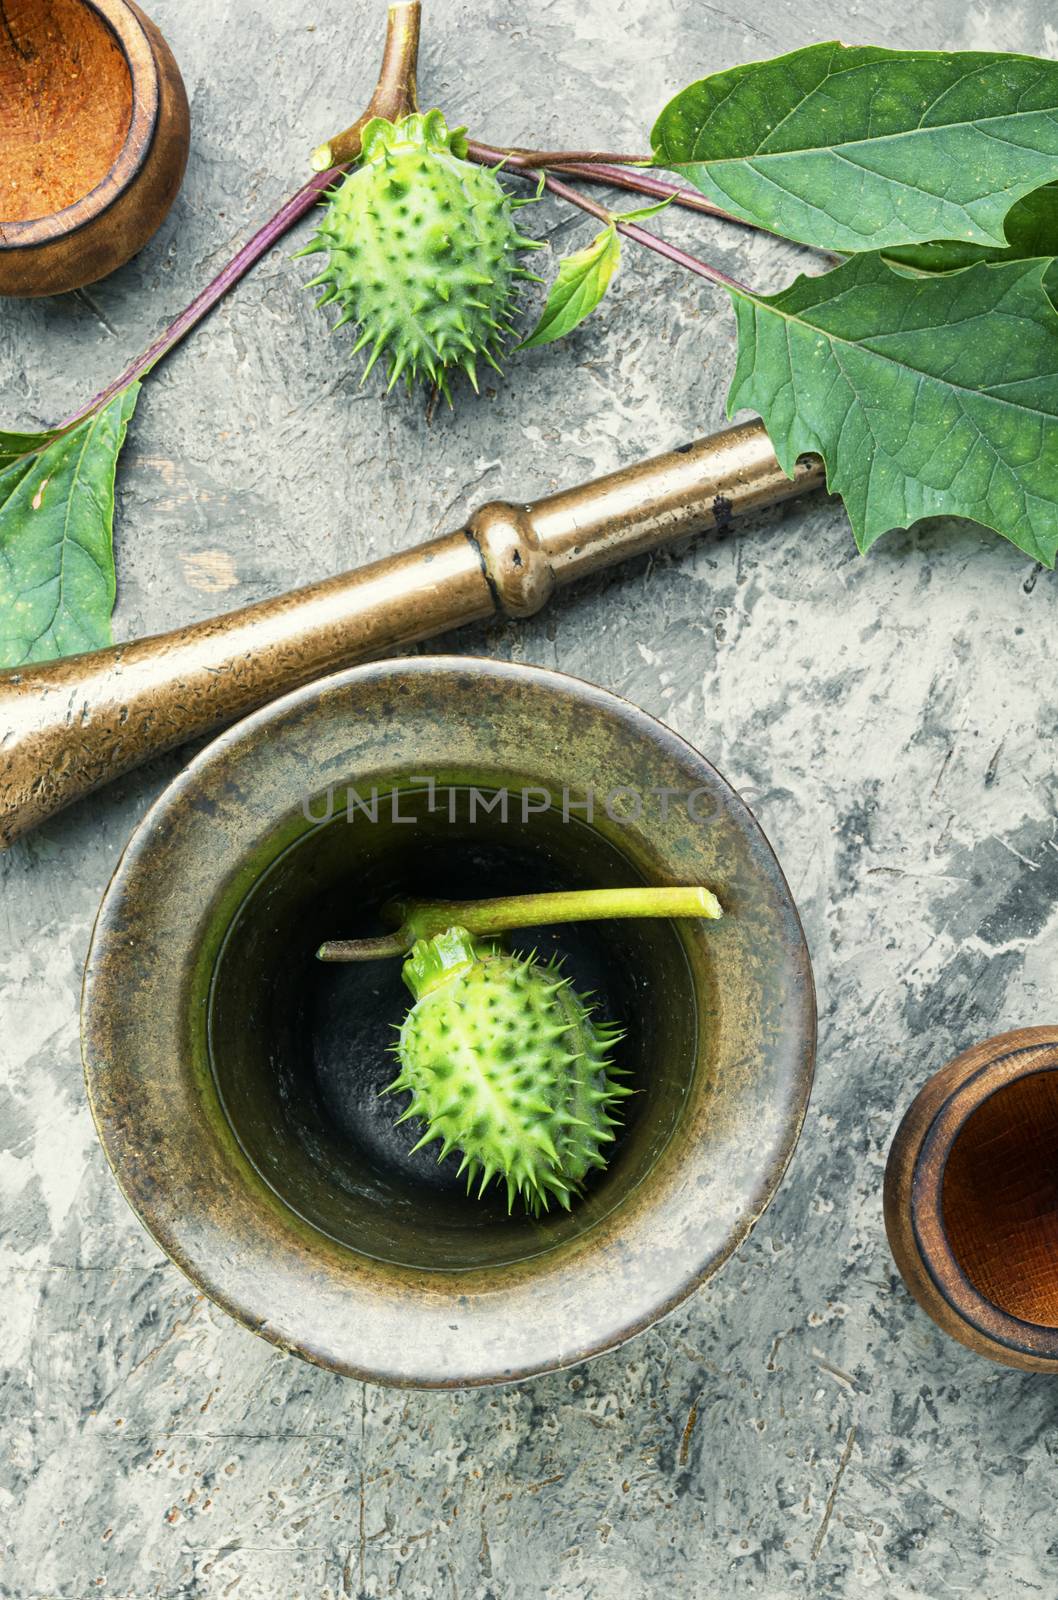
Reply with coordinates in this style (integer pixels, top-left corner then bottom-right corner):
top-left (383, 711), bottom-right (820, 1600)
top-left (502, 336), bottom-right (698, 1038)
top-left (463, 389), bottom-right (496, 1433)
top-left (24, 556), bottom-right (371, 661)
top-left (0, 420), bottom-right (823, 847)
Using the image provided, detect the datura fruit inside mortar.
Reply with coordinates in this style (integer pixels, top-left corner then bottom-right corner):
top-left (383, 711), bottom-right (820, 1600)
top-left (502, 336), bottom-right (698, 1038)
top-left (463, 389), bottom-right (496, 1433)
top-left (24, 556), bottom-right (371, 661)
top-left (317, 885), bottom-right (723, 1217)
top-left (388, 928), bottom-right (629, 1214)
top-left (302, 109), bottom-right (542, 398)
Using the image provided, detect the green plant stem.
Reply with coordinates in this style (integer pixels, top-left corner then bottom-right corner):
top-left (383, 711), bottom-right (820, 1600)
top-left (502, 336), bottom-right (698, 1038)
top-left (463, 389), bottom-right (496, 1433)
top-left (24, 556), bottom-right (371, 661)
top-left (316, 885), bottom-right (722, 962)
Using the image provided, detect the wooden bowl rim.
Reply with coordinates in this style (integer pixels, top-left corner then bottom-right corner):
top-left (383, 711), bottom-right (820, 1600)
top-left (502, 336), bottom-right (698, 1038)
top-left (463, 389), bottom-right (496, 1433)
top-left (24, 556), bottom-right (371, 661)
top-left (911, 1028), bottom-right (1058, 1362)
top-left (0, 0), bottom-right (159, 251)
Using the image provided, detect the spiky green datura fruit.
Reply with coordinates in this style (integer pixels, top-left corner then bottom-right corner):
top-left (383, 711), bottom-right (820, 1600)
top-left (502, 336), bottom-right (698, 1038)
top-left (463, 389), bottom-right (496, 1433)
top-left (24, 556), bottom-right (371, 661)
top-left (301, 109), bottom-right (541, 399)
top-left (386, 926), bottom-right (630, 1215)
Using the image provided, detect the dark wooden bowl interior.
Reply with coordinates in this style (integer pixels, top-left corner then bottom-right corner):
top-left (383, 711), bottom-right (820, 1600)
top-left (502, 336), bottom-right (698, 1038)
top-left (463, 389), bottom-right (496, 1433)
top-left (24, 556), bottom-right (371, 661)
top-left (942, 1069), bottom-right (1058, 1328)
top-left (1, 0), bottom-right (133, 223)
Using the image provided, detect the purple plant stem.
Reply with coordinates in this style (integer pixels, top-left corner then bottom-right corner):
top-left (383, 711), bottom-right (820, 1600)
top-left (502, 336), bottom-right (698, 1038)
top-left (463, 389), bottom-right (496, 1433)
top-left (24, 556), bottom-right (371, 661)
top-left (499, 148), bottom-right (656, 168)
top-left (57, 167), bottom-right (344, 432)
top-left (614, 214), bottom-right (751, 294)
top-left (468, 141), bottom-right (753, 293)
top-left (547, 162), bottom-right (756, 230)
top-left (465, 138), bottom-right (755, 230)
top-left (539, 169), bottom-right (752, 296)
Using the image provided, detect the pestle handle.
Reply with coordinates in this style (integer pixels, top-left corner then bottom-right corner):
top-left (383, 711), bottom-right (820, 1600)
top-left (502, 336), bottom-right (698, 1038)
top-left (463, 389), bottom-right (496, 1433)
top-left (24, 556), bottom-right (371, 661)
top-left (0, 419), bottom-right (823, 848)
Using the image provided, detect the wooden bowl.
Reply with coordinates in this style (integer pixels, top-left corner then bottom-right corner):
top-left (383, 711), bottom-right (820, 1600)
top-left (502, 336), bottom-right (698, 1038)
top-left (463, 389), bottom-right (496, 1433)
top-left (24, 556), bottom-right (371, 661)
top-left (885, 1027), bottom-right (1058, 1370)
top-left (0, 0), bottom-right (189, 296)
top-left (81, 658), bottom-right (816, 1387)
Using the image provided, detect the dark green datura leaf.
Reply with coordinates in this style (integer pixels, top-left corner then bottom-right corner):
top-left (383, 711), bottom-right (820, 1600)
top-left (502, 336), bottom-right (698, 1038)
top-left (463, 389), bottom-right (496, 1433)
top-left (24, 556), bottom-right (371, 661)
top-left (520, 224), bottom-right (621, 348)
top-left (0, 385), bottom-right (140, 668)
top-left (653, 43), bottom-right (1058, 254)
top-left (0, 429), bottom-right (58, 471)
top-left (726, 255), bottom-right (1058, 564)
top-left (884, 183), bottom-right (1058, 301)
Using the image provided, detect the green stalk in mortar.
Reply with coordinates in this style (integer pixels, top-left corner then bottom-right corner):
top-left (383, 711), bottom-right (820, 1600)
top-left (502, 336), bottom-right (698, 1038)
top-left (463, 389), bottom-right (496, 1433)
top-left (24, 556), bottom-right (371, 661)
top-left (318, 885), bottom-right (721, 1214)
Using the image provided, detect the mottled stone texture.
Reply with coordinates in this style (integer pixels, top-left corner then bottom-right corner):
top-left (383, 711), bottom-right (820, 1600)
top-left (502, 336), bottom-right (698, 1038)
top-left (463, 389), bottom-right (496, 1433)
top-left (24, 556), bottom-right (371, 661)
top-left (1, 0), bottom-right (1057, 1595)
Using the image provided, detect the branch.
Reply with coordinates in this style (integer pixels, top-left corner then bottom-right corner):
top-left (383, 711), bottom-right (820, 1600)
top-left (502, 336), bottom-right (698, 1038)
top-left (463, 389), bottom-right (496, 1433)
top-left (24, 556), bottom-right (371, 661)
top-left (58, 174), bottom-right (339, 429)
top-left (496, 147), bottom-right (654, 169)
top-left (612, 205), bottom-right (752, 295)
top-left (57, 2), bottom-right (422, 432)
top-left (467, 142), bottom-right (753, 296)
top-left (533, 162), bottom-right (759, 229)
top-left (311, 0), bottom-right (421, 170)
top-left (465, 140), bottom-right (761, 232)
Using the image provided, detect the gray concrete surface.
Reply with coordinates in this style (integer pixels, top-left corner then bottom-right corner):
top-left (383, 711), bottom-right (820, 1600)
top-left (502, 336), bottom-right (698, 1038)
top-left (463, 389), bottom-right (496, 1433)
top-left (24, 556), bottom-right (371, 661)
top-left (2, 0), bottom-right (1057, 1594)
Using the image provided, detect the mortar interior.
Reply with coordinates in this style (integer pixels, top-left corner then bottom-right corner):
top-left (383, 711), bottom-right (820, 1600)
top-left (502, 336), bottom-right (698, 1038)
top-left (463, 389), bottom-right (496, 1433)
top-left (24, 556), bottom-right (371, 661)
top-left (208, 785), bottom-right (700, 1272)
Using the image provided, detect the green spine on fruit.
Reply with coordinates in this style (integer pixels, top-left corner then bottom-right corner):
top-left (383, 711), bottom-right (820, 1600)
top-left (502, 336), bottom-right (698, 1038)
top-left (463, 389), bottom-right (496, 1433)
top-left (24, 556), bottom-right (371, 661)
top-left (386, 926), bottom-right (629, 1214)
top-left (301, 110), bottom-right (542, 399)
